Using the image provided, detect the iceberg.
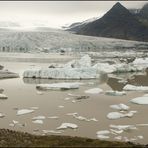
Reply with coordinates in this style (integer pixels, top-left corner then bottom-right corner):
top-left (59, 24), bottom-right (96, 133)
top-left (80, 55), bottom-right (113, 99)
top-left (36, 82), bottom-right (80, 90)
top-left (56, 123), bottom-right (78, 130)
top-left (133, 58), bottom-right (148, 67)
top-left (17, 109), bottom-right (34, 115)
top-left (110, 104), bottom-right (130, 111)
top-left (97, 135), bottom-right (110, 139)
top-left (23, 67), bottom-right (100, 79)
top-left (0, 113), bottom-right (5, 118)
top-left (130, 95), bottom-right (148, 105)
top-left (47, 116), bottom-right (59, 119)
top-left (64, 55), bottom-right (91, 68)
top-left (105, 91), bottom-right (126, 96)
top-left (84, 88), bottom-right (103, 94)
top-left (123, 84), bottom-right (148, 91)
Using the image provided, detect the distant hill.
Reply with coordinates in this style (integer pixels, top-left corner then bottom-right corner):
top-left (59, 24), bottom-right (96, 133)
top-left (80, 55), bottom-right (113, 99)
top-left (67, 2), bottom-right (148, 42)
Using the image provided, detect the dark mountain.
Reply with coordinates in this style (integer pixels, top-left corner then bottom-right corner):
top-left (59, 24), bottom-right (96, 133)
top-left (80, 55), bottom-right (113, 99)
top-left (137, 3), bottom-right (148, 27)
top-left (68, 2), bottom-right (148, 42)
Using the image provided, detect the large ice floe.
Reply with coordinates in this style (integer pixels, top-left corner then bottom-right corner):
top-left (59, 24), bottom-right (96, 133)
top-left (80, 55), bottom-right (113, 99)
top-left (130, 94), bottom-right (148, 105)
top-left (23, 54), bottom-right (147, 80)
top-left (123, 84), bottom-right (148, 91)
top-left (36, 82), bottom-right (81, 90)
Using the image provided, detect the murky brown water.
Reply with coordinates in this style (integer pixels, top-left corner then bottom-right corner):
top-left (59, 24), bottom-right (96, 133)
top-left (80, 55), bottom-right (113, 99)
top-left (0, 61), bottom-right (148, 145)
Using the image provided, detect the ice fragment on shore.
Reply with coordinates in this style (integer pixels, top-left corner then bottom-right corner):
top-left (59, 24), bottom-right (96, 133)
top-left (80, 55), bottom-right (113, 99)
top-left (84, 88), bottom-right (103, 94)
top-left (17, 109), bottom-right (34, 115)
top-left (56, 123), bottom-right (78, 130)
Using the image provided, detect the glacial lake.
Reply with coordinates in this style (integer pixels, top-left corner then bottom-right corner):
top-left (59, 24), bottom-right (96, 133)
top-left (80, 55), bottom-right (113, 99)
top-left (0, 53), bottom-right (148, 145)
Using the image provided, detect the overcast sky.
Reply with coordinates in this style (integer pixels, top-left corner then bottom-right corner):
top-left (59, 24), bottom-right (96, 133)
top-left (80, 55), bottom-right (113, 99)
top-left (0, 1), bottom-right (147, 28)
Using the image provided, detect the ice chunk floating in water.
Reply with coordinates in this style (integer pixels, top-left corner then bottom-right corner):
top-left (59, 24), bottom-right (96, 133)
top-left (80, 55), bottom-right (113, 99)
top-left (17, 109), bottom-right (34, 115)
top-left (84, 88), bottom-right (103, 94)
top-left (36, 82), bottom-right (80, 90)
top-left (130, 95), bottom-right (148, 105)
top-left (56, 123), bottom-right (78, 130)
top-left (107, 111), bottom-right (136, 120)
top-left (105, 91), bottom-right (126, 96)
top-left (0, 94), bottom-right (8, 99)
top-left (123, 84), bottom-right (148, 91)
top-left (110, 104), bottom-right (130, 111)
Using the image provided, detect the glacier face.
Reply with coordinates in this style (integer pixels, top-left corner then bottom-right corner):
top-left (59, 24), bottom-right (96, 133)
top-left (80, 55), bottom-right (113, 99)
top-left (0, 28), bottom-right (148, 53)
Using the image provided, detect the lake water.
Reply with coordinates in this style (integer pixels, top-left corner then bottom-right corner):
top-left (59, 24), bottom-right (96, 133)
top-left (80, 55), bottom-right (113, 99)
top-left (0, 53), bottom-right (148, 145)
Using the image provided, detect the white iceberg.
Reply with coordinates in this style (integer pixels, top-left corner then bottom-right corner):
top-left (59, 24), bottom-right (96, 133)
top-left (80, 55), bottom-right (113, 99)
top-left (32, 116), bottom-right (46, 120)
top-left (56, 123), bottom-right (78, 130)
top-left (110, 129), bottom-right (123, 134)
top-left (17, 109), bottom-right (34, 115)
top-left (84, 88), bottom-right (103, 94)
top-left (130, 95), bottom-right (148, 105)
top-left (64, 55), bottom-right (91, 68)
top-left (110, 104), bottom-right (130, 111)
top-left (105, 91), bottom-right (126, 96)
top-left (36, 82), bottom-right (80, 90)
top-left (114, 136), bottom-right (122, 140)
top-left (123, 84), bottom-right (148, 91)
top-left (32, 120), bottom-right (43, 124)
top-left (58, 105), bottom-right (64, 108)
top-left (23, 67), bottom-right (100, 79)
top-left (133, 58), bottom-right (148, 66)
top-left (0, 94), bottom-right (8, 99)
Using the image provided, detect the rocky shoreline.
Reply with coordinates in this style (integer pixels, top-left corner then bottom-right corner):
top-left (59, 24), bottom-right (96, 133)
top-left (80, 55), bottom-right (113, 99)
top-left (0, 129), bottom-right (145, 147)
